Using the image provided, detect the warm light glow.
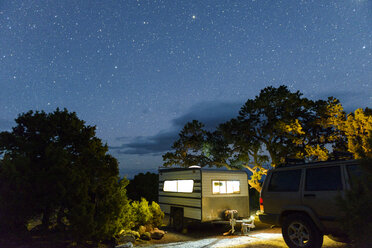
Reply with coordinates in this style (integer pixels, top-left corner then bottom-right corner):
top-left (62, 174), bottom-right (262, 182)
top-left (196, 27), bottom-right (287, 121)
top-left (213, 180), bottom-right (240, 194)
top-left (163, 180), bottom-right (178, 192)
top-left (163, 180), bottom-right (194, 193)
top-left (177, 180), bottom-right (194, 192)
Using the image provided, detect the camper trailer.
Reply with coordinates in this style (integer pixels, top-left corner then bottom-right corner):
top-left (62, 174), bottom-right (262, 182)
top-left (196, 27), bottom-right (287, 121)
top-left (158, 167), bottom-right (249, 230)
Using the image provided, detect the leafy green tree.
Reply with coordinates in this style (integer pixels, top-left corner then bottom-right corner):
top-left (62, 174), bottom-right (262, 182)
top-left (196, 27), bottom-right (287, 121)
top-left (0, 109), bottom-right (130, 242)
top-left (330, 106), bottom-right (372, 247)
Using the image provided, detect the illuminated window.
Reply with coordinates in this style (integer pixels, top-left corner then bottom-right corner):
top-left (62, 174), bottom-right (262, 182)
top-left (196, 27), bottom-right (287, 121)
top-left (163, 180), bottom-right (194, 193)
top-left (213, 180), bottom-right (240, 194)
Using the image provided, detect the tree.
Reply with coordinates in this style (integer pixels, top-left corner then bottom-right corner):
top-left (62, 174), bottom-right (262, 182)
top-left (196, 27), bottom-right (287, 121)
top-left (338, 155), bottom-right (372, 247)
top-left (163, 86), bottom-right (337, 192)
top-left (163, 120), bottom-right (212, 168)
top-left (126, 172), bottom-right (159, 203)
top-left (0, 109), bottom-right (130, 242)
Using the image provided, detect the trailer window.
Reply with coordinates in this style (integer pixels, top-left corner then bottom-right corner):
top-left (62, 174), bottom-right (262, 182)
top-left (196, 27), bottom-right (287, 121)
top-left (212, 180), bottom-right (240, 194)
top-left (163, 180), bottom-right (194, 193)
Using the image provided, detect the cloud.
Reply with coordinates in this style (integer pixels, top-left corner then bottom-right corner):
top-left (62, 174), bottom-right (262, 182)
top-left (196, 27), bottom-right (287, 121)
top-left (110, 101), bottom-right (243, 155)
top-left (111, 130), bottom-right (178, 155)
top-left (171, 101), bottom-right (243, 130)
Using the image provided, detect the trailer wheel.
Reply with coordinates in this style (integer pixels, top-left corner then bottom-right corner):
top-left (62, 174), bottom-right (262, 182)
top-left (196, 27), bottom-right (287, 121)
top-left (171, 208), bottom-right (184, 231)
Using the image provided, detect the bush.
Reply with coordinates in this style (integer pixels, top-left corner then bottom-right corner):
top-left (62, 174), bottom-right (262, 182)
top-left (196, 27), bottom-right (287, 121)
top-left (150, 201), bottom-right (164, 227)
top-left (131, 198), bottom-right (153, 229)
top-left (338, 159), bottom-right (372, 247)
top-left (130, 198), bottom-right (164, 229)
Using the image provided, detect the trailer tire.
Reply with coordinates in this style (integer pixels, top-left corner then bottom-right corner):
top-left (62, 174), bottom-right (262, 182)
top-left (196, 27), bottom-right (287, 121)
top-left (171, 208), bottom-right (183, 231)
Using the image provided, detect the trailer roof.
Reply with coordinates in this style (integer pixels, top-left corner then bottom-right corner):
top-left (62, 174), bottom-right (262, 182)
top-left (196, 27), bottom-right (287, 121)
top-left (158, 167), bottom-right (248, 173)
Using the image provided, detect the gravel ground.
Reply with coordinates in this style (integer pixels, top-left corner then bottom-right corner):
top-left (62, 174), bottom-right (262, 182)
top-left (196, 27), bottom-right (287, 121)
top-left (138, 217), bottom-right (349, 248)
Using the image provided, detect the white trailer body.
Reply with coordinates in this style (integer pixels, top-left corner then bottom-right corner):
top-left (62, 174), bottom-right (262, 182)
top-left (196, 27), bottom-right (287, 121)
top-left (158, 167), bottom-right (249, 227)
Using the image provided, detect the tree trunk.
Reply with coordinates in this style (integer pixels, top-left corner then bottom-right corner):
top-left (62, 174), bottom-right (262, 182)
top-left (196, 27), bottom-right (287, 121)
top-left (248, 180), bottom-right (262, 193)
top-left (41, 208), bottom-right (51, 231)
top-left (56, 207), bottom-right (65, 229)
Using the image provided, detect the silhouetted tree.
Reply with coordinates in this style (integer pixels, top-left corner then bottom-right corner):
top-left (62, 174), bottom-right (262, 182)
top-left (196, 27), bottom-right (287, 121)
top-left (163, 86), bottom-right (344, 192)
top-left (126, 172), bottom-right (159, 203)
top-left (0, 109), bottom-right (130, 242)
top-left (163, 120), bottom-right (212, 168)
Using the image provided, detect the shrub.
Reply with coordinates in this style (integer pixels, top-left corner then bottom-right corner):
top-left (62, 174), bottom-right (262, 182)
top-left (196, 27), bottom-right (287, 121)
top-left (338, 159), bottom-right (372, 247)
top-left (131, 198), bottom-right (153, 229)
top-left (129, 198), bottom-right (164, 229)
top-left (149, 201), bottom-right (164, 228)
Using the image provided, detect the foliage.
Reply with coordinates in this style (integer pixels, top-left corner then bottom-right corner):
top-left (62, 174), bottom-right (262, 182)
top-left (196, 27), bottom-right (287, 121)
top-left (150, 201), bottom-right (165, 228)
top-left (338, 158), bottom-right (372, 247)
top-left (126, 172), bottom-right (158, 202)
top-left (337, 122), bottom-right (372, 247)
top-left (163, 85), bottom-right (371, 194)
top-left (163, 120), bottom-right (212, 168)
top-left (320, 101), bottom-right (372, 159)
top-left (163, 86), bottom-right (335, 192)
top-left (131, 198), bottom-right (153, 229)
top-left (130, 198), bottom-right (164, 229)
top-left (0, 109), bottom-right (131, 242)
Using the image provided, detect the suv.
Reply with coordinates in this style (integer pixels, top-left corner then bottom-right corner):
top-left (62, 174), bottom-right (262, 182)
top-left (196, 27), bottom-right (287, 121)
top-left (259, 159), bottom-right (360, 248)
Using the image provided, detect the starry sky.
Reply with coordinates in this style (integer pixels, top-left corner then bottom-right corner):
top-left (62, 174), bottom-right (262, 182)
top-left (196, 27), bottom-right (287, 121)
top-left (1, 0), bottom-right (371, 178)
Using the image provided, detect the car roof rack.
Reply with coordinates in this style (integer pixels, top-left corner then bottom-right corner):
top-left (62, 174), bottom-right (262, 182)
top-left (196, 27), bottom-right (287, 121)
top-left (328, 151), bottom-right (354, 161)
top-left (276, 152), bottom-right (355, 169)
top-left (276, 158), bottom-right (305, 168)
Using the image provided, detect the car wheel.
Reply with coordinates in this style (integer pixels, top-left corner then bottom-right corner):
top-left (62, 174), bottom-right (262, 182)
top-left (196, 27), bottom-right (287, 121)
top-left (282, 214), bottom-right (323, 248)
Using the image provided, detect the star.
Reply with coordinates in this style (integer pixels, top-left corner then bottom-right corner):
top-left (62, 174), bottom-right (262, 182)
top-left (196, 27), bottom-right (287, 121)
top-left (192, 15), bottom-right (196, 19)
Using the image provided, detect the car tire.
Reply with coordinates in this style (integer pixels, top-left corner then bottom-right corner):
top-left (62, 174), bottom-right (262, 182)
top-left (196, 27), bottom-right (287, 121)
top-left (282, 213), bottom-right (323, 248)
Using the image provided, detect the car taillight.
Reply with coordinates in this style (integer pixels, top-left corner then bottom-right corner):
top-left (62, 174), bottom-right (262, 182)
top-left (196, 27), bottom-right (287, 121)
top-left (260, 197), bottom-right (264, 212)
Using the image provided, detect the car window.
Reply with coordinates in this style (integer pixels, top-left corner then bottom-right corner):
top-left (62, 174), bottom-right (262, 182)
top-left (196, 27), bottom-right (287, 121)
top-left (268, 170), bottom-right (301, 192)
top-left (305, 166), bottom-right (342, 191)
top-left (346, 164), bottom-right (361, 187)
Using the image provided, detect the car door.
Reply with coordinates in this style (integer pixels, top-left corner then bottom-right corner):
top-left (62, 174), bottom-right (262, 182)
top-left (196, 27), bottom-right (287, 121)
top-left (302, 165), bottom-right (345, 231)
top-left (263, 169), bottom-right (303, 214)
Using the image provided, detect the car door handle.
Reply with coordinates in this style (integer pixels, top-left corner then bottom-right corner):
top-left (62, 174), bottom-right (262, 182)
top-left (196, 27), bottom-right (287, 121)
top-left (304, 194), bottom-right (316, 198)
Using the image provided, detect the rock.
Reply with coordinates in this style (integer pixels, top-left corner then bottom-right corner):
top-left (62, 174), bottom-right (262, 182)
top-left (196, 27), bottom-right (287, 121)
top-left (140, 232), bottom-right (151, 240)
top-left (145, 224), bottom-right (154, 232)
top-left (116, 242), bottom-right (133, 248)
top-left (151, 228), bottom-right (165, 240)
top-left (116, 234), bottom-right (135, 244)
top-left (138, 225), bottom-right (146, 235)
top-left (130, 230), bottom-right (140, 239)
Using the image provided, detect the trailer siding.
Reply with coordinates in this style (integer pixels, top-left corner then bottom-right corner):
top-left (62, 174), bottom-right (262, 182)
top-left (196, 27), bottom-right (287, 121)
top-left (158, 168), bottom-right (249, 222)
top-left (201, 170), bottom-right (249, 221)
top-left (158, 169), bottom-right (202, 220)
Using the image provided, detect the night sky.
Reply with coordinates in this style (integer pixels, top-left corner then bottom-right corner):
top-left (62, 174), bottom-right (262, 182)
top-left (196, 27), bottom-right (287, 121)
top-left (1, 0), bottom-right (371, 178)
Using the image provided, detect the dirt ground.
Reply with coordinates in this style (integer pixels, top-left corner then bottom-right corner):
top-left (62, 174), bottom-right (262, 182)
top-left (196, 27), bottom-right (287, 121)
top-left (136, 216), bottom-right (349, 248)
